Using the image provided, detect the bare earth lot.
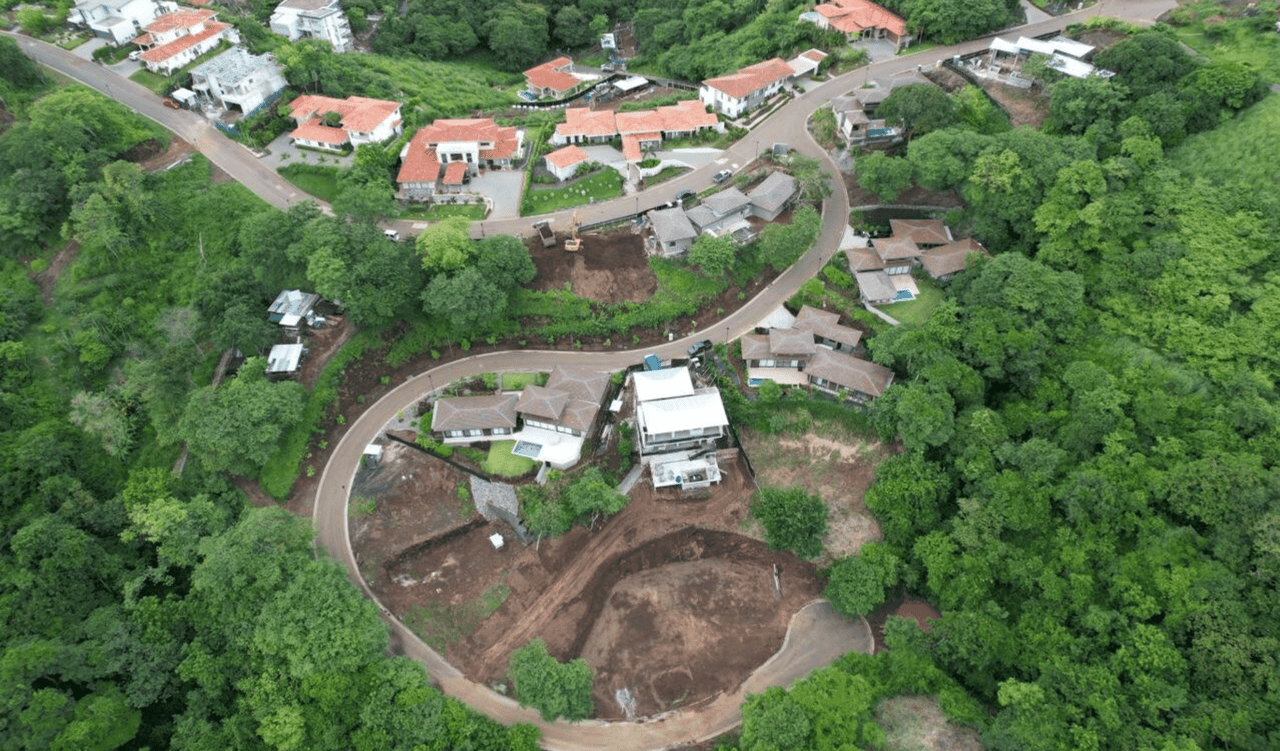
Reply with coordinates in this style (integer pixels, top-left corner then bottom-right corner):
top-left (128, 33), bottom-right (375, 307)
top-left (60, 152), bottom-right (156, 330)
top-left (351, 453), bottom-right (828, 719)
top-left (526, 225), bottom-right (658, 303)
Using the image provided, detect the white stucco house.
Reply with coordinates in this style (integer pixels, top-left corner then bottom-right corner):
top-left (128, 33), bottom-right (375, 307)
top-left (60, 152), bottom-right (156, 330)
top-left (269, 0), bottom-right (354, 52)
top-left (69, 0), bottom-right (176, 45)
top-left (699, 58), bottom-right (795, 119)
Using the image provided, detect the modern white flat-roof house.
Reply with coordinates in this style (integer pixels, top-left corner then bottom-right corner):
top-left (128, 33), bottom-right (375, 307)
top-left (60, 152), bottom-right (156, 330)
top-left (190, 47), bottom-right (287, 113)
top-left (634, 369), bottom-right (728, 456)
top-left (270, 0), bottom-right (354, 52)
top-left (70, 0), bottom-right (176, 44)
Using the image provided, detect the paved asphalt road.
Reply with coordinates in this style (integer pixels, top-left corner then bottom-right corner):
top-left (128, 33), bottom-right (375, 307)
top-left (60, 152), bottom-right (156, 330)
top-left (11, 1), bottom-right (1176, 746)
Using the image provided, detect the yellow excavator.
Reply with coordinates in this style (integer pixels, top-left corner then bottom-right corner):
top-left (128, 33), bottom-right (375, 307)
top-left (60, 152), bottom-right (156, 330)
top-left (564, 209), bottom-right (582, 252)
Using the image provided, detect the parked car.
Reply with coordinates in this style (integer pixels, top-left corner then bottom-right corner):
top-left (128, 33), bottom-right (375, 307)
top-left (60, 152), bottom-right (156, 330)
top-left (686, 339), bottom-right (713, 357)
top-left (162, 98), bottom-right (180, 109)
top-left (713, 169), bottom-right (732, 184)
top-left (383, 229), bottom-right (401, 242)
top-left (674, 189), bottom-right (695, 205)
top-left (128, 50), bottom-right (141, 61)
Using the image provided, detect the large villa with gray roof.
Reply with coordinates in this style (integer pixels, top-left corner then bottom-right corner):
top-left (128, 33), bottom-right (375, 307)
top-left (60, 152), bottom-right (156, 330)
top-left (430, 366), bottom-right (609, 470)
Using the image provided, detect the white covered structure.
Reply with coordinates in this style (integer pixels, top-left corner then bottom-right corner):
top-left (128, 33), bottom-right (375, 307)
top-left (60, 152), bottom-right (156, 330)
top-left (633, 368), bottom-right (728, 457)
top-left (265, 342), bottom-right (305, 375)
top-left (270, 0), bottom-right (354, 52)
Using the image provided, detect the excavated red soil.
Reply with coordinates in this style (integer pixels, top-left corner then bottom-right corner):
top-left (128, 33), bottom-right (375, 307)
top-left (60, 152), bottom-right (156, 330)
top-left (355, 455), bottom-right (825, 719)
top-left (526, 225), bottom-right (658, 303)
top-left (867, 588), bottom-right (943, 652)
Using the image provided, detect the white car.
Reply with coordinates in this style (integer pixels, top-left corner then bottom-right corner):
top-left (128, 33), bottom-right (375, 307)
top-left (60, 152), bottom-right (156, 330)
top-left (128, 50), bottom-right (141, 61)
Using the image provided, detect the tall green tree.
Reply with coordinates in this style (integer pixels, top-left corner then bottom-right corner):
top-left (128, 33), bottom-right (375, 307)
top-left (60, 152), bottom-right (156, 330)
top-left (178, 359), bottom-right (305, 475)
top-left (751, 486), bottom-right (828, 560)
top-left (508, 639), bottom-right (595, 722)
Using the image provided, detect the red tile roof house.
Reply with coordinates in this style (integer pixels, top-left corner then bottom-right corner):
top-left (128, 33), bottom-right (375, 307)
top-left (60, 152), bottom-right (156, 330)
top-left (396, 117), bottom-right (524, 201)
top-left (286, 95), bottom-right (403, 152)
top-left (544, 144), bottom-right (590, 182)
top-left (550, 101), bottom-right (721, 161)
top-left (699, 57), bottom-right (796, 119)
top-left (136, 9), bottom-right (237, 75)
top-left (523, 56), bottom-right (579, 99)
top-left (807, 0), bottom-right (913, 51)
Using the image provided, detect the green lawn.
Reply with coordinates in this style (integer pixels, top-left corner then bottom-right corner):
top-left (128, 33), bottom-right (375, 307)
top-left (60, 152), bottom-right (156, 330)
top-left (500, 372), bottom-right (542, 390)
top-left (483, 440), bottom-right (538, 477)
top-left (129, 69), bottom-right (170, 95)
top-left (643, 165), bottom-right (690, 187)
top-left (522, 169), bottom-right (623, 216)
top-left (401, 203), bottom-right (488, 221)
top-left (277, 164), bottom-right (342, 202)
top-left (403, 579), bottom-right (510, 652)
top-left (881, 276), bottom-right (944, 326)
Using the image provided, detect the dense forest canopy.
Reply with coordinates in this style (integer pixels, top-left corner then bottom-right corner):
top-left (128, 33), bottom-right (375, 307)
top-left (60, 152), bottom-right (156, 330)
top-left (3, 8), bottom-right (1280, 749)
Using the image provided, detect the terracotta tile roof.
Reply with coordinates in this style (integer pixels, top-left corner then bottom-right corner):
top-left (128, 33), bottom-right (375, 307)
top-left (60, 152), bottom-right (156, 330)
top-left (139, 21), bottom-right (229, 63)
top-left (133, 32), bottom-right (152, 46)
top-left (801, 49), bottom-right (828, 62)
top-left (397, 128), bottom-right (440, 182)
top-left (287, 95), bottom-right (401, 133)
top-left (291, 121), bottom-right (349, 144)
top-left (545, 145), bottom-right (589, 170)
top-left (769, 327), bottom-right (818, 357)
top-left (615, 110), bottom-right (664, 135)
top-left (143, 9), bottom-right (215, 33)
top-left (917, 237), bottom-right (989, 278)
top-left (654, 100), bottom-right (718, 132)
top-left (621, 132), bottom-right (660, 161)
top-left (805, 348), bottom-right (894, 397)
top-left (889, 218), bottom-right (950, 246)
top-left (703, 58), bottom-right (794, 100)
top-left (442, 161), bottom-right (467, 185)
top-left (556, 108), bottom-right (617, 139)
top-left (814, 0), bottom-right (907, 37)
top-left (479, 126), bottom-right (521, 160)
top-left (414, 117), bottom-right (501, 146)
top-left (515, 385), bottom-right (569, 421)
top-left (524, 57), bottom-right (578, 93)
top-left (431, 394), bottom-right (518, 432)
top-left (545, 366), bottom-right (609, 405)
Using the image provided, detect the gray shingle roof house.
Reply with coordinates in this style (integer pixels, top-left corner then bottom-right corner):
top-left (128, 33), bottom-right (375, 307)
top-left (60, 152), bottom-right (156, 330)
top-left (514, 385), bottom-right (571, 422)
top-left (748, 171), bottom-right (797, 220)
top-left (855, 270), bottom-right (898, 305)
top-left (793, 305), bottom-right (862, 352)
top-left (687, 187), bottom-right (752, 234)
top-left (804, 348), bottom-right (895, 402)
top-left (769, 327), bottom-right (818, 358)
top-left (431, 394), bottom-right (519, 441)
top-left (515, 366), bottom-right (609, 437)
top-left (889, 218), bottom-right (951, 247)
top-left (916, 237), bottom-right (989, 281)
top-left (649, 207), bottom-right (698, 257)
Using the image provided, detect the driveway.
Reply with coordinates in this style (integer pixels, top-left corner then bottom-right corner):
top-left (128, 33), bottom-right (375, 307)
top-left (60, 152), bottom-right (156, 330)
top-left (471, 168), bottom-right (525, 220)
top-left (653, 147), bottom-right (722, 170)
top-left (580, 145), bottom-right (624, 164)
top-left (853, 37), bottom-right (900, 64)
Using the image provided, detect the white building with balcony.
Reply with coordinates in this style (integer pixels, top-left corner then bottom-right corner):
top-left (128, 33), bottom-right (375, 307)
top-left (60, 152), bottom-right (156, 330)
top-left (270, 0), bottom-right (354, 53)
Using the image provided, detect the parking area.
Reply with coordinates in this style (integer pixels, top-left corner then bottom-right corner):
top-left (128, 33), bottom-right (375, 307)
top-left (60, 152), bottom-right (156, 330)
top-left (470, 169), bottom-right (526, 219)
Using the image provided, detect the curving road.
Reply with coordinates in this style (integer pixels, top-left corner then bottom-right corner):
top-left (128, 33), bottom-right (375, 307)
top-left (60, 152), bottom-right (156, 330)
top-left (13, 2), bottom-right (1176, 746)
